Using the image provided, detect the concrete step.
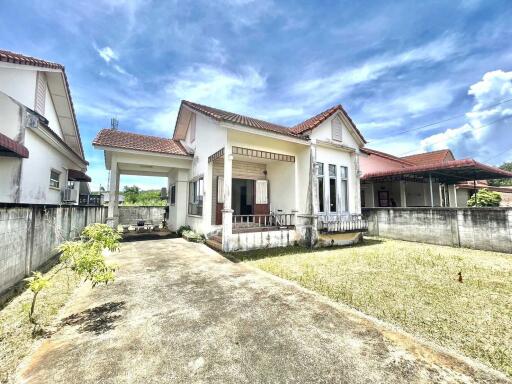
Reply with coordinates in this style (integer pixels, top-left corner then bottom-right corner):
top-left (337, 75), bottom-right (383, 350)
top-left (205, 238), bottom-right (223, 252)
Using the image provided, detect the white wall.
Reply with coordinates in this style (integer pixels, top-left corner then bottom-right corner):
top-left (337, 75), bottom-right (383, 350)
top-left (19, 129), bottom-right (83, 204)
top-left (266, 160), bottom-right (296, 213)
top-left (0, 66), bottom-right (37, 108)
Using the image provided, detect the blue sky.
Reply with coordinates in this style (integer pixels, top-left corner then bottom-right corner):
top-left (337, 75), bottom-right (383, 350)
top-left (1, 0), bottom-right (512, 190)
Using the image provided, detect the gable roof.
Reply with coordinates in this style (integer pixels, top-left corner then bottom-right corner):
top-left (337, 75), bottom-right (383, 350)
top-left (176, 100), bottom-right (366, 143)
top-left (290, 104), bottom-right (367, 143)
top-left (180, 100), bottom-right (299, 137)
top-left (401, 149), bottom-right (455, 165)
top-left (93, 129), bottom-right (191, 156)
top-left (361, 147), bottom-right (414, 167)
top-left (0, 49), bottom-right (85, 161)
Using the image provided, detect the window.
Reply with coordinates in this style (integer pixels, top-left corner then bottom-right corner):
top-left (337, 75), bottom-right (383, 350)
top-left (49, 169), bottom-right (60, 189)
top-left (255, 180), bottom-right (268, 204)
top-left (331, 117), bottom-right (343, 142)
top-left (67, 180), bottom-right (75, 189)
top-left (329, 164), bottom-right (337, 212)
top-left (188, 178), bottom-right (203, 215)
top-left (340, 166), bottom-right (348, 212)
top-left (170, 185), bottom-right (176, 205)
top-left (316, 162), bottom-right (324, 212)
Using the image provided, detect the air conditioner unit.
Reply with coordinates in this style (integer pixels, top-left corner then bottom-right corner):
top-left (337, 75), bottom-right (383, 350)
top-left (24, 112), bottom-right (39, 129)
top-left (62, 188), bottom-right (78, 203)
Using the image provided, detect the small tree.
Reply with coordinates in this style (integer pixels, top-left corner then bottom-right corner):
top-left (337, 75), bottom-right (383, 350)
top-left (467, 188), bottom-right (502, 207)
top-left (27, 223), bottom-right (120, 323)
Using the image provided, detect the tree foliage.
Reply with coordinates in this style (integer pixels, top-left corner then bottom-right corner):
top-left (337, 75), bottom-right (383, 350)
top-left (122, 185), bottom-right (166, 206)
top-left (467, 188), bottom-right (502, 207)
top-left (488, 162), bottom-right (512, 186)
top-left (27, 224), bottom-right (120, 322)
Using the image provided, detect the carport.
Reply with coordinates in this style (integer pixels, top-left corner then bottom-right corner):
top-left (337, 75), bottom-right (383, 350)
top-left (92, 129), bottom-right (192, 227)
top-left (362, 159), bottom-right (512, 207)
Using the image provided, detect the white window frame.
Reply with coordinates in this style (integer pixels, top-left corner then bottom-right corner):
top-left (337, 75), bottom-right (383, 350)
top-left (49, 169), bottom-right (61, 190)
top-left (328, 164), bottom-right (337, 213)
top-left (316, 162), bottom-right (325, 213)
top-left (340, 165), bottom-right (349, 212)
top-left (188, 177), bottom-right (203, 216)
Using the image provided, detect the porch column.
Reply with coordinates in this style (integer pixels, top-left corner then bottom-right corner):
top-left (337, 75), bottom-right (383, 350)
top-left (175, 169), bottom-right (188, 229)
top-left (448, 184), bottom-right (458, 207)
top-left (369, 182), bottom-right (375, 208)
top-left (429, 174), bottom-right (434, 207)
top-left (222, 146), bottom-right (233, 252)
top-left (107, 156), bottom-right (120, 228)
top-left (399, 180), bottom-right (407, 207)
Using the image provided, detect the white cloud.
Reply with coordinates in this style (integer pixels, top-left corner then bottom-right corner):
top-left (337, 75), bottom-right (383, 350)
top-left (139, 65), bottom-right (267, 134)
top-left (97, 46), bottom-right (118, 63)
top-left (420, 70), bottom-right (512, 164)
top-left (291, 35), bottom-right (459, 109)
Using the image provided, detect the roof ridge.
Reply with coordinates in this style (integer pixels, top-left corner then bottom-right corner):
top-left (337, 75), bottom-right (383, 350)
top-left (0, 49), bottom-right (63, 69)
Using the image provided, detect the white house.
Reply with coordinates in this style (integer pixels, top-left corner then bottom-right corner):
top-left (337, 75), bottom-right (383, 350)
top-left (0, 50), bottom-right (90, 205)
top-left (93, 101), bottom-right (368, 251)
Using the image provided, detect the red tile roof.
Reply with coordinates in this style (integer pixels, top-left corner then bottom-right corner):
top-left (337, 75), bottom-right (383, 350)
top-left (401, 149), bottom-right (454, 165)
top-left (361, 147), bottom-right (414, 167)
top-left (182, 100), bottom-right (299, 137)
top-left (93, 129), bottom-right (191, 156)
top-left (0, 49), bottom-right (85, 161)
top-left (0, 132), bottom-right (29, 158)
top-left (362, 159), bottom-right (512, 181)
top-left (290, 104), bottom-right (367, 143)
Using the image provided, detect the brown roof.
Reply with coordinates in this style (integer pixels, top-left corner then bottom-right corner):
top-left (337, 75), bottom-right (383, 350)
top-left (401, 149), bottom-right (454, 165)
top-left (0, 132), bottom-right (29, 158)
top-left (361, 147), bottom-right (414, 167)
top-left (93, 129), bottom-right (191, 156)
top-left (290, 104), bottom-right (367, 143)
top-left (182, 100), bottom-right (299, 137)
top-left (0, 49), bottom-right (85, 161)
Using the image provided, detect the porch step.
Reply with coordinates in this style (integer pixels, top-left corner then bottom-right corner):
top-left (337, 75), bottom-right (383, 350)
top-left (205, 238), bottom-right (223, 252)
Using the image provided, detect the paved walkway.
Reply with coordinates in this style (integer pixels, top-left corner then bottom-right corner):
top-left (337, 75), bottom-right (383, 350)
top-left (17, 239), bottom-right (508, 383)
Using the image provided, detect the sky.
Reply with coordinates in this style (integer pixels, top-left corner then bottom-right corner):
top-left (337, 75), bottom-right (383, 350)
top-left (1, 0), bottom-right (511, 190)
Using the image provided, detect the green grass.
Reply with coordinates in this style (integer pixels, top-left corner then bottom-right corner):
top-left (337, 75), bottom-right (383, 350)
top-left (0, 262), bottom-right (79, 383)
top-left (234, 238), bottom-right (512, 377)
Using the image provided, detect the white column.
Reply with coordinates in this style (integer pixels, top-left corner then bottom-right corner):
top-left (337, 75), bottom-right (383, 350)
top-left (448, 184), bottom-right (458, 207)
top-left (107, 156), bottom-right (120, 228)
top-left (369, 182), bottom-right (375, 208)
top-left (429, 174), bottom-right (434, 207)
top-left (175, 169), bottom-right (188, 229)
top-left (353, 153), bottom-right (361, 214)
top-left (222, 146), bottom-right (233, 252)
top-left (311, 141), bottom-right (319, 215)
top-left (399, 180), bottom-right (407, 207)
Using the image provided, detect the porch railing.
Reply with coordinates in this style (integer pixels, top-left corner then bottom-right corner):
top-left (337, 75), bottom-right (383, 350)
top-left (317, 213), bottom-right (368, 233)
top-left (232, 213), bottom-right (295, 230)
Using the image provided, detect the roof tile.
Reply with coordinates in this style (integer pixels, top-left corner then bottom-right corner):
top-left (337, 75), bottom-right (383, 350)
top-left (93, 129), bottom-right (191, 156)
top-left (401, 149), bottom-right (454, 165)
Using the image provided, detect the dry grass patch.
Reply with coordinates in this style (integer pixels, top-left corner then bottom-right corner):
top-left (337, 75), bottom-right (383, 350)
top-left (236, 238), bottom-right (512, 377)
top-left (0, 262), bottom-right (79, 383)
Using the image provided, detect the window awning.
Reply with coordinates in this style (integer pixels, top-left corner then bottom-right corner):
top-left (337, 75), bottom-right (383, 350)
top-left (362, 159), bottom-right (512, 184)
top-left (68, 169), bottom-right (91, 182)
top-left (0, 132), bottom-right (29, 158)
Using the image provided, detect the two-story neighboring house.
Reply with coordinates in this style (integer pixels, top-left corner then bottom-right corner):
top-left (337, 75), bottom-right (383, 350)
top-left (93, 101), bottom-right (368, 251)
top-left (0, 50), bottom-right (90, 205)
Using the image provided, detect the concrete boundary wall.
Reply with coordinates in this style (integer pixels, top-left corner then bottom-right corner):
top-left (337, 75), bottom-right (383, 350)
top-left (0, 205), bottom-right (107, 295)
top-left (118, 206), bottom-right (167, 226)
top-left (362, 208), bottom-right (512, 253)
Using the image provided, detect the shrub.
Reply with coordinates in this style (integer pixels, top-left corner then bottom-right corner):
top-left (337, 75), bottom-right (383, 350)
top-left (467, 188), bottom-right (501, 207)
top-left (181, 230), bottom-right (204, 243)
top-left (177, 225), bottom-right (192, 237)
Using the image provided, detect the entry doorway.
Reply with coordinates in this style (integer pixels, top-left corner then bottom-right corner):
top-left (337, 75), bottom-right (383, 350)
top-left (232, 179), bottom-right (255, 215)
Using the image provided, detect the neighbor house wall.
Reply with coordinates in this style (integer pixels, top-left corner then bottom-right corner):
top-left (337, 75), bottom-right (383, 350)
top-left (0, 204), bottom-right (107, 295)
top-left (363, 207), bottom-right (512, 253)
top-left (118, 206), bottom-right (166, 226)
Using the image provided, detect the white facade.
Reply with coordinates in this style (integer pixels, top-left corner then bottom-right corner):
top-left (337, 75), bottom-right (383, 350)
top-left (96, 102), bottom-right (367, 251)
top-left (0, 59), bottom-right (88, 204)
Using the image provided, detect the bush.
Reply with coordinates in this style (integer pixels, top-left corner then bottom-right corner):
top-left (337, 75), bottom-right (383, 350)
top-left (181, 230), bottom-right (204, 243)
top-left (177, 225), bottom-right (191, 237)
top-left (467, 188), bottom-right (501, 207)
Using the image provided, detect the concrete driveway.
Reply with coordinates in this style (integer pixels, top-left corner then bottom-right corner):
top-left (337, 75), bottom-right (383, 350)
top-left (17, 238), bottom-right (508, 383)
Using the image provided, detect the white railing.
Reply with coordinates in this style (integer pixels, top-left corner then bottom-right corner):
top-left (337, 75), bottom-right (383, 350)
top-left (317, 213), bottom-right (368, 233)
top-left (232, 213), bottom-right (295, 230)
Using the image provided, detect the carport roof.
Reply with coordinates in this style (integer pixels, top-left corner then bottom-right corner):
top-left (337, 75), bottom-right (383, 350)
top-left (93, 129), bottom-right (191, 156)
top-left (362, 159), bottom-right (512, 184)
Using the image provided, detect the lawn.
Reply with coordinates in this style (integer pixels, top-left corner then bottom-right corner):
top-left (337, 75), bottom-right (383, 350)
top-left (234, 238), bottom-right (512, 377)
top-left (0, 262), bottom-right (79, 384)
